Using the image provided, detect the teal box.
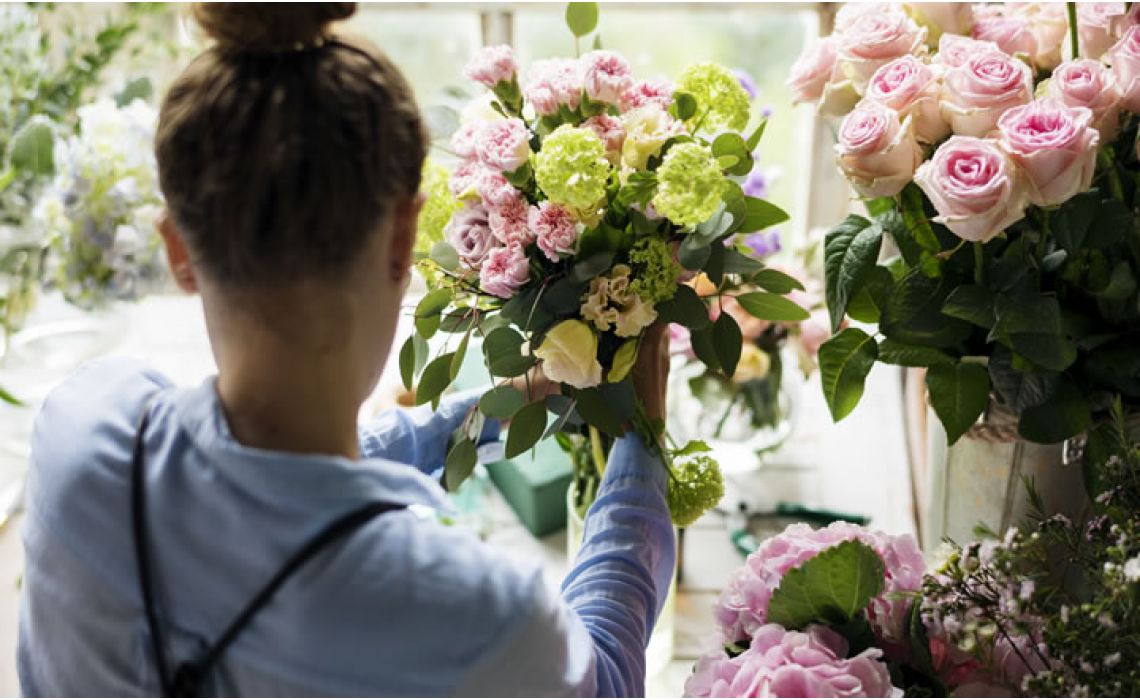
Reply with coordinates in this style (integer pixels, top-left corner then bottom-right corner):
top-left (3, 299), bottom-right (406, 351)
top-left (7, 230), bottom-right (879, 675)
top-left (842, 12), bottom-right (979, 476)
top-left (485, 440), bottom-right (572, 538)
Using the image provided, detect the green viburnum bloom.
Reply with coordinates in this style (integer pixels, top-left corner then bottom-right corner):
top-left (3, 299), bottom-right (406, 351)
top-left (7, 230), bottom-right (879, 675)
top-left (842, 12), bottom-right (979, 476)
top-left (416, 160), bottom-right (459, 254)
top-left (676, 62), bottom-right (751, 133)
top-left (628, 237), bottom-right (681, 304)
top-left (667, 455), bottom-right (725, 527)
top-left (534, 125), bottom-right (612, 217)
top-left (652, 142), bottom-right (727, 228)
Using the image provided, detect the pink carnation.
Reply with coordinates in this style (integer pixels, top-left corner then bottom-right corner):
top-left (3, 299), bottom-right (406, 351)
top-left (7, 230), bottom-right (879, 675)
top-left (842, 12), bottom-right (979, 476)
top-left (684, 624), bottom-right (902, 698)
top-left (620, 78), bottom-right (674, 112)
top-left (475, 118), bottom-right (531, 173)
top-left (479, 244), bottom-right (530, 299)
top-left (524, 58), bottom-right (583, 116)
top-left (582, 50), bottom-right (633, 104)
top-left (529, 201), bottom-right (579, 262)
top-left (444, 204), bottom-right (495, 270)
top-left (450, 124), bottom-right (479, 161)
top-left (582, 114), bottom-right (625, 164)
top-left (714, 522), bottom-right (925, 650)
top-left (475, 168), bottom-right (520, 209)
top-left (488, 194), bottom-right (534, 246)
top-left (463, 44), bottom-right (518, 88)
top-left (448, 160), bottom-right (481, 198)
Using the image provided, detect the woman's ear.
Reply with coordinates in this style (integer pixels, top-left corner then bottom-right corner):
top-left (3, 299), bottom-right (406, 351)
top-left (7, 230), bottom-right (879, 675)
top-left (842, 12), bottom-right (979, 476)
top-left (156, 209), bottom-right (198, 293)
top-left (389, 192), bottom-right (426, 284)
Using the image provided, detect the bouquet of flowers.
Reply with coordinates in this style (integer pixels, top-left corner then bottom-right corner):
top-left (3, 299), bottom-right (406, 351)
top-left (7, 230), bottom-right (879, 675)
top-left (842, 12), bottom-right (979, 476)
top-left (33, 97), bottom-right (166, 310)
top-left (686, 405), bottom-right (1140, 697)
top-left (789, 2), bottom-right (1140, 445)
top-left (406, 8), bottom-right (806, 527)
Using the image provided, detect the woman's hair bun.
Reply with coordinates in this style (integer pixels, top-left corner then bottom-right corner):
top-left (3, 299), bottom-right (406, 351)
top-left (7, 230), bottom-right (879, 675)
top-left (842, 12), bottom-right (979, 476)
top-left (192, 3), bottom-right (357, 53)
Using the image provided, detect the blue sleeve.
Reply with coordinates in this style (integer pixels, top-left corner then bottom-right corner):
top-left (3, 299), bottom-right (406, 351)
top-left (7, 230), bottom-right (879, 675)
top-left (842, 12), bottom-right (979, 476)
top-left (357, 389), bottom-right (501, 474)
top-left (559, 434), bottom-right (675, 697)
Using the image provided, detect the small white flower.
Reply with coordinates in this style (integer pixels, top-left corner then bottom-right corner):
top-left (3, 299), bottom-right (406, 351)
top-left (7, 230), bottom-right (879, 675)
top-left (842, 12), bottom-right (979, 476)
top-left (1123, 556), bottom-right (1140, 582)
top-left (1104, 652), bottom-right (1121, 668)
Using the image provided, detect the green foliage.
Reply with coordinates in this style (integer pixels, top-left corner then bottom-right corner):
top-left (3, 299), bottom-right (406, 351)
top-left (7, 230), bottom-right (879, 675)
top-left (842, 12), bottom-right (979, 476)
top-left (925, 362), bottom-right (991, 445)
top-left (444, 438), bottom-right (478, 492)
top-left (565, 2), bottom-right (599, 37)
top-left (735, 291), bottom-right (809, 322)
top-left (819, 328), bottom-right (878, 422)
top-left (824, 215), bottom-right (883, 332)
top-left (505, 401), bottom-right (548, 459)
top-left (767, 540), bottom-right (886, 629)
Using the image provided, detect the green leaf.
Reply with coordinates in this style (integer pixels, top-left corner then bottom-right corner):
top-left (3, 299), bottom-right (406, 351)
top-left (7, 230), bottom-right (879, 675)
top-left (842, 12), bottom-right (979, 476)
top-left (845, 266), bottom-right (892, 324)
top-left (926, 362), bottom-right (991, 445)
top-left (735, 291), bottom-right (810, 322)
top-left (484, 327), bottom-right (535, 377)
top-left (942, 285), bottom-right (996, 328)
top-left (751, 268), bottom-right (805, 294)
top-left (1084, 332), bottom-right (1140, 398)
top-left (881, 270), bottom-right (972, 348)
top-left (739, 197), bottom-right (789, 234)
top-left (766, 540), bottom-right (886, 629)
top-left (505, 401), bottom-right (548, 458)
top-left (450, 332), bottom-right (470, 379)
top-left (722, 248), bottom-right (765, 276)
top-left (990, 294), bottom-right (1076, 371)
top-left (444, 438), bottom-right (478, 491)
top-left (988, 347), bottom-right (1061, 414)
top-left (399, 335), bottom-right (420, 390)
top-left (713, 312), bottom-right (743, 378)
top-left (1018, 377), bottom-right (1092, 444)
top-left (592, 33), bottom-right (603, 50)
top-left (678, 239), bottom-right (712, 269)
top-left (878, 339), bottom-right (953, 368)
top-left (704, 242), bottom-right (726, 285)
top-left (712, 133), bottom-right (752, 176)
top-left (571, 252), bottom-right (615, 282)
top-left (655, 284), bottom-right (711, 330)
top-left (1051, 191), bottom-right (1099, 253)
top-left (415, 352), bottom-right (455, 407)
top-left (897, 183), bottom-right (941, 253)
top-left (672, 91), bottom-right (698, 121)
top-left (479, 385), bottom-right (526, 419)
top-left (694, 203), bottom-right (736, 242)
top-left (565, 2), bottom-right (599, 36)
top-left (675, 440), bottom-right (711, 456)
top-left (0, 386), bottom-right (21, 406)
top-left (7, 117), bottom-right (54, 176)
top-left (818, 328), bottom-right (878, 422)
top-left (573, 383), bottom-right (633, 436)
top-left (825, 215), bottom-right (882, 332)
top-left (415, 288), bottom-right (452, 339)
top-left (429, 241), bottom-right (460, 272)
top-left (608, 339), bottom-right (638, 382)
top-left (690, 326), bottom-right (721, 372)
top-left (745, 116), bottom-right (768, 151)
top-left (115, 76), bottom-right (152, 106)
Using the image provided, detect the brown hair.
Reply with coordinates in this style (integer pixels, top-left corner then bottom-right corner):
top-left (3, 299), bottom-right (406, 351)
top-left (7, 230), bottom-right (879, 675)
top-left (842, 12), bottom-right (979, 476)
top-left (156, 3), bottom-right (427, 286)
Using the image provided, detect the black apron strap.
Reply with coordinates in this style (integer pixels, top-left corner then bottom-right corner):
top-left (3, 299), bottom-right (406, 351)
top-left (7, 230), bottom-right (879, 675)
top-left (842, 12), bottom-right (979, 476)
top-left (130, 400), bottom-right (408, 697)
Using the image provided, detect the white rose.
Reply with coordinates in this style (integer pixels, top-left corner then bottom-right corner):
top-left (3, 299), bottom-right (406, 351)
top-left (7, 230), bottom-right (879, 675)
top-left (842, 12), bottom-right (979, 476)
top-left (534, 320), bottom-right (603, 389)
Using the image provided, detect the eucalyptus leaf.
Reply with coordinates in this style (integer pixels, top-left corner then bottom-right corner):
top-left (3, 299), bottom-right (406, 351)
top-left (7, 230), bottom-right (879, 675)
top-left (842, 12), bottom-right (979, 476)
top-left (444, 438), bottom-right (478, 491)
top-left (819, 328), bottom-right (878, 422)
top-left (415, 288), bottom-right (452, 339)
top-left (672, 91), bottom-right (698, 121)
top-left (415, 352), bottom-right (455, 407)
top-left (399, 335), bottom-right (419, 390)
top-left (505, 401), bottom-right (548, 458)
top-left (479, 385), bottom-right (526, 419)
top-left (712, 132), bottom-right (752, 176)
top-left (429, 241), bottom-right (460, 272)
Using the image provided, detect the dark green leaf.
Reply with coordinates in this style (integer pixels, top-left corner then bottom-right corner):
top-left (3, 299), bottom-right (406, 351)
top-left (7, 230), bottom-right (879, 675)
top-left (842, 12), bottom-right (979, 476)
top-left (845, 266), bottom-right (892, 324)
top-left (505, 401), bottom-right (548, 458)
top-left (735, 292), bottom-right (810, 322)
top-left (573, 383), bottom-right (633, 436)
top-left (877, 339), bottom-right (953, 368)
top-left (881, 270), bottom-right (972, 348)
top-left (898, 183), bottom-right (941, 253)
top-left (705, 242), bottom-right (726, 285)
top-left (751, 268), bottom-right (805, 294)
top-left (767, 540), bottom-right (886, 629)
top-left (713, 312), bottom-right (743, 378)
top-left (819, 328), bottom-right (878, 422)
top-left (479, 385), bottom-right (526, 419)
top-left (1017, 377), bottom-right (1092, 444)
top-left (399, 335), bottom-right (419, 390)
top-left (484, 327), bottom-right (535, 377)
top-left (672, 91), bottom-right (698, 121)
top-left (415, 352), bottom-right (455, 406)
top-left (722, 248), bottom-right (765, 276)
top-left (450, 332), bottom-right (470, 379)
top-left (690, 326), bottom-right (721, 372)
top-left (988, 346), bottom-right (1060, 413)
top-left (1051, 191), bottom-right (1099, 253)
top-left (415, 288), bottom-right (452, 339)
top-left (942, 285), bottom-right (996, 328)
top-left (571, 252), bottom-right (615, 282)
top-left (926, 362), bottom-right (991, 445)
top-left (745, 117), bottom-right (768, 151)
top-left (444, 438), bottom-right (478, 491)
top-left (825, 215), bottom-right (882, 332)
top-left (678, 238), bottom-right (712, 269)
top-left (990, 294), bottom-right (1076, 371)
top-left (739, 197), bottom-right (789, 234)
top-left (565, 2), bottom-right (599, 36)
top-left (1083, 332), bottom-right (1140, 398)
top-left (655, 284), bottom-right (711, 330)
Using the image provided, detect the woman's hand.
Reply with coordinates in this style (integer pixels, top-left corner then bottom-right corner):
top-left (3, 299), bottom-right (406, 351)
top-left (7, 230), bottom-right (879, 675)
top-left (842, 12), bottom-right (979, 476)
top-left (508, 365), bottom-right (560, 404)
top-left (633, 323), bottom-right (669, 428)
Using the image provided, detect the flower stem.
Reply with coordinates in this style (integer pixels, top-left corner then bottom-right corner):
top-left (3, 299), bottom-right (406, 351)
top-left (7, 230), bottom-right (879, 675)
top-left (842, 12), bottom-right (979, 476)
top-left (1098, 146), bottom-right (1126, 201)
top-left (1067, 2), bottom-right (1080, 58)
top-left (588, 425), bottom-right (606, 478)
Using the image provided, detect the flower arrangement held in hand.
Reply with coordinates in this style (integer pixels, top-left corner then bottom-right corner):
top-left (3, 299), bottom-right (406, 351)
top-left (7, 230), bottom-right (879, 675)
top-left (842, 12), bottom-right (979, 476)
top-left (790, 2), bottom-right (1140, 445)
top-left (406, 7), bottom-right (806, 527)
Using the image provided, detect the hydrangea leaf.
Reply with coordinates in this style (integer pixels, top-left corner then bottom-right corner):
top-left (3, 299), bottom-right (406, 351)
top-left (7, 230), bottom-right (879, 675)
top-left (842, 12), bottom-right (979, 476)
top-left (767, 539), bottom-right (886, 629)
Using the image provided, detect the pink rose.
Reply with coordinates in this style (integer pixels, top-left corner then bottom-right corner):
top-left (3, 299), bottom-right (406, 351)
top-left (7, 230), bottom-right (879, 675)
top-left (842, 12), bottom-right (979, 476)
top-left (581, 50), bottom-right (633, 104)
top-left (1108, 26), bottom-right (1140, 112)
top-left (479, 244), bottom-right (530, 299)
top-left (582, 114), bottom-right (625, 165)
top-left (787, 37), bottom-right (839, 104)
top-left (1014, 3), bottom-right (1069, 70)
top-left (996, 98), bottom-right (1099, 207)
top-left (934, 34), bottom-right (1001, 69)
top-left (524, 58), bottom-right (583, 116)
top-left (619, 79), bottom-right (673, 112)
top-left (685, 624), bottom-right (901, 698)
top-left (475, 168), bottom-right (519, 208)
top-left (972, 11), bottom-right (1036, 59)
top-left (866, 55), bottom-right (950, 143)
top-left (475, 118), bottom-right (531, 173)
top-left (487, 194), bottom-right (534, 246)
top-left (914, 136), bottom-right (1029, 243)
top-left (836, 8), bottom-right (928, 92)
top-left (529, 201), bottom-right (579, 261)
top-left (463, 44), bottom-right (518, 89)
top-left (797, 309), bottom-right (832, 359)
top-left (940, 49), bottom-right (1033, 136)
top-left (1046, 59), bottom-right (1122, 141)
top-left (905, 3), bottom-right (974, 42)
top-left (835, 101), bottom-right (923, 199)
top-left (444, 204), bottom-right (495, 270)
top-left (448, 160), bottom-right (482, 199)
top-left (1079, 3), bottom-right (1127, 59)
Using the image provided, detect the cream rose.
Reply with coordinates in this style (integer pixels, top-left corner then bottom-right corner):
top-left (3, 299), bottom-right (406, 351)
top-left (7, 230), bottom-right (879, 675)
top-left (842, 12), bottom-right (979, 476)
top-left (996, 99), bottom-right (1099, 207)
top-left (533, 320), bottom-right (603, 389)
top-left (905, 2), bottom-right (974, 44)
top-left (866, 55), bottom-right (949, 143)
top-left (1078, 3), bottom-right (1128, 60)
top-left (836, 7), bottom-right (928, 93)
top-left (620, 105), bottom-right (679, 170)
top-left (1014, 3), bottom-right (1068, 70)
top-left (940, 49), bottom-right (1033, 136)
top-left (1046, 59), bottom-right (1123, 141)
top-left (733, 344), bottom-right (771, 383)
top-left (914, 136), bottom-right (1029, 243)
top-left (788, 37), bottom-right (839, 104)
top-left (1108, 26), bottom-right (1140, 112)
top-left (835, 101), bottom-right (923, 199)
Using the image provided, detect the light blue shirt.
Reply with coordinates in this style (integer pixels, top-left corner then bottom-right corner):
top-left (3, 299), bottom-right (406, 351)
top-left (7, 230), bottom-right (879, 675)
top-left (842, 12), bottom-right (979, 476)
top-left (18, 356), bottom-right (675, 696)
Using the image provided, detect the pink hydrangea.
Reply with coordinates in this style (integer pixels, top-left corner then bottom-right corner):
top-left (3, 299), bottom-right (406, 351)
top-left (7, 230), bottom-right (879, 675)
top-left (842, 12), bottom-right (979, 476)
top-left (529, 201), bottom-right (578, 261)
top-left (444, 204), bottom-right (495, 270)
top-left (620, 78), bottom-right (674, 112)
top-left (475, 118), bottom-right (531, 173)
top-left (448, 160), bottom-right (482, 199)
top-left (463, 44), bottom-right (518, 88)
top-left (715, 522), bottom-right (925, 650)
top-left (488, 194), bottom-right (534, 246)
top-left (684, 624), bottom-right (902, 698)
top-left (524, 58), bottom-right (584, 116)
top-left (582, 50), bottom-right (634, 104)
top-left (582, 114), bottom-right (625, 164)
top-left (475, 168), bottom-right (520, 209)
top-left (479, 244), bottom-right (530, 298)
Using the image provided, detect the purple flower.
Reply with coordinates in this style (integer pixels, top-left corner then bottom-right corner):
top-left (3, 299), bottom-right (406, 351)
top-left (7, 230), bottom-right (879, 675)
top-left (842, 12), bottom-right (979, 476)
top-left (742, 166), bottom-right (769, 199)
top-left (734, 69), bottom-right (759, 100)
top-left (743, 230), bottom-right (782, 259)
